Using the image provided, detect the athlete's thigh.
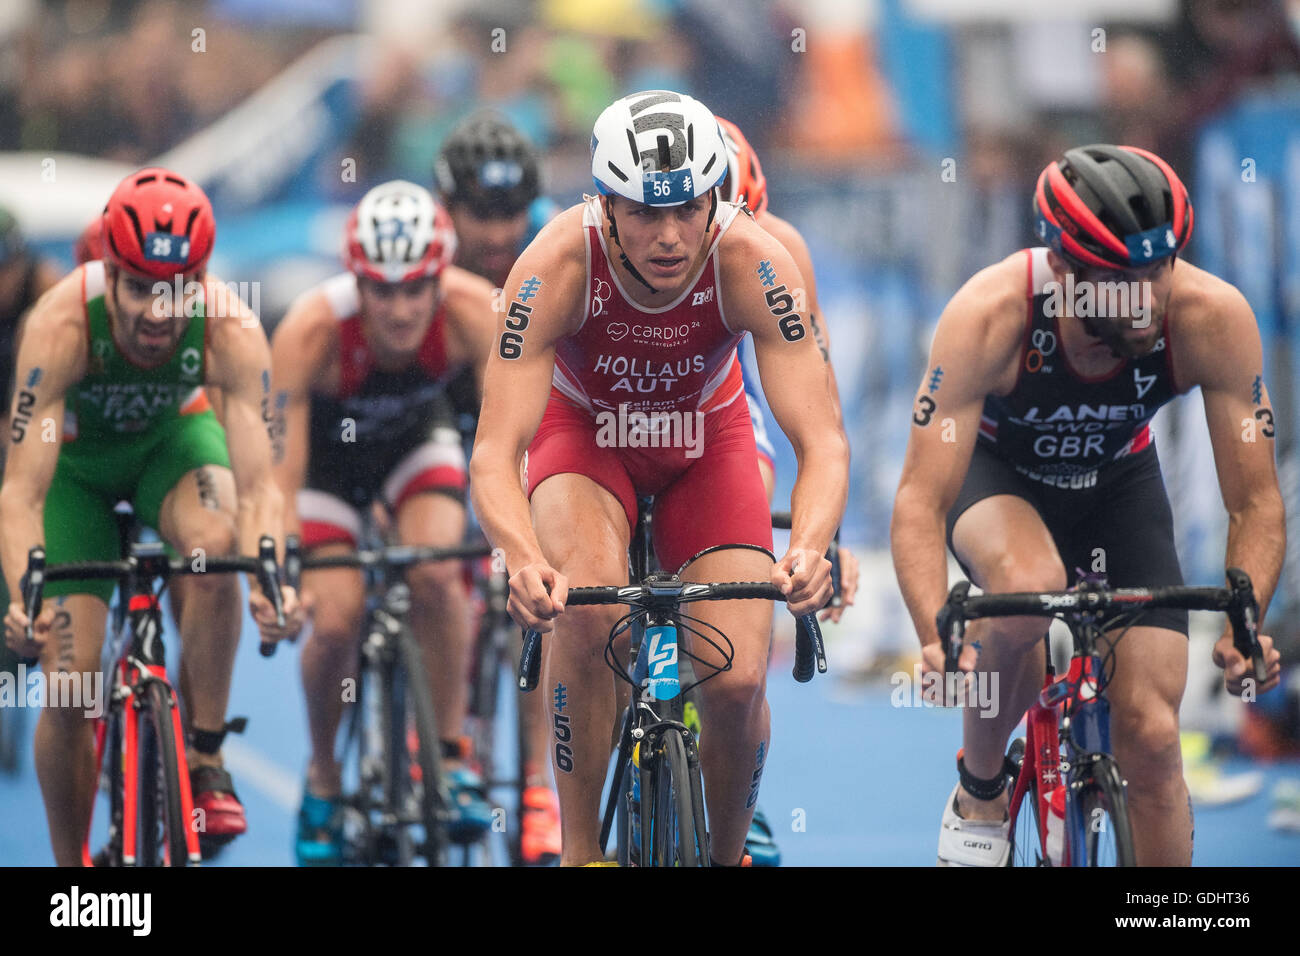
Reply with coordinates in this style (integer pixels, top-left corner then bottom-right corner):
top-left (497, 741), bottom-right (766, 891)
top-left (677, 545), bottom-right (775, 683)
top-left (950, 495), bottom-right (1067, 592)
top-left (1096, 623), bottom-right (1187, 753)
top-left (394, 491), bottom-right (467, 550)
top-left (154, 465), bottom-right (238, 553)
top-left (301, 542), bottom-right (367, 639)
top-left (38, 594), bottom-right (110, 680)
top-left (530, 473), bottom-right (631, 582)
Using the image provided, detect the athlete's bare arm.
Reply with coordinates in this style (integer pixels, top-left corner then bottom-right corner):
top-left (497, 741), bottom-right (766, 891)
top-left (269, 288), bottom-right (340, 538)
top-left (469, 205), bottom-right (588, 631)
top-left (720, 214), bottom-right (849, 616)
top-left (205, 275), bottom-right (303, 638)
top-left (761, 212), bottom-right (843, 423)
top-left (890, 253), bottom-right (1027, 665)
top-left (441, 264), bottom-right (498, 402)
top-left (1171, 268), bottom-right (1285, 691)
top-left (0, 271), bottom-right (88, 645)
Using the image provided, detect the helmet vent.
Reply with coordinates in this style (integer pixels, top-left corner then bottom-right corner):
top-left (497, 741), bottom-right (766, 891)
top-left (123, 206), bottom-right (146, 251)
top-left (183, 206), bottom-right (200, 238)
top-left (701, 154), bottom-right (717, 177)
top-left (606, 161), bottom-right (629, 183)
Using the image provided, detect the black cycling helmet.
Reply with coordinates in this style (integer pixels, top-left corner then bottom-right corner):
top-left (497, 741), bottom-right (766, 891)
top-left (434, 111), bottom-right (541, 218)
top-left (0, 205), bottom-right (26, 265)
top-left (1034, 144), bottom-right (1193, 270)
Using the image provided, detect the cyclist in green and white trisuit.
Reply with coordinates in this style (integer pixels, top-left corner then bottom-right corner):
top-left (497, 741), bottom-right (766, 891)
top-left (0, 168), bottom-right (305, 866)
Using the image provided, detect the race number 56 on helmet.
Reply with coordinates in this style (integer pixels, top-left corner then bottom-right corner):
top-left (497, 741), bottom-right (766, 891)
top-left (590, 90), bottom-right (728, 207)
top-left (1033, 144), bottom-right (1193, 270)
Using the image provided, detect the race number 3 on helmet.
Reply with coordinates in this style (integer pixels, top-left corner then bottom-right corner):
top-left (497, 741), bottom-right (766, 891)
top-left (716, 116), bottom-right (768, 217)
top-left (344, 180), bottom-right (457, 284)
top-left (1033, 144), bottom-right (1193, 271)
top-left (434, 112), bottom-right (541, 218)
top-left (102, 167), bottom-right (216, 280)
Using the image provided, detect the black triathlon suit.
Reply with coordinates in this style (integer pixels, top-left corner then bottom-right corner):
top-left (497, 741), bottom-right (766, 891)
top-left (945, 247), bottom-right (1190, 634)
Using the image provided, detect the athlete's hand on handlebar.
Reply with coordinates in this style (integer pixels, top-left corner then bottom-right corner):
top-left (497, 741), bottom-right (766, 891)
top-left (1213, 629), bottom-right (1281, 696)
top-left (4, 601), bottom-right (55, 660)
top-left (819, 545), bottom-right (859, 623)
top-left (249, 584), bottom-right (307, 645)
top-left (772, 547), bottom-right (832, 618)
top-left (507, 561), bottom-right (568, 633)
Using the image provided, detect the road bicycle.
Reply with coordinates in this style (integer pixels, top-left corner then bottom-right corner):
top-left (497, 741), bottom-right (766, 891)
top-left (294, 538), bottom-right (505, 866)
top-left (935, 568), bottom-right (1266, 866)
top-left (19, 536), bottom-right (285, 866)
top-left (518, 497), bottom-right (828, 866)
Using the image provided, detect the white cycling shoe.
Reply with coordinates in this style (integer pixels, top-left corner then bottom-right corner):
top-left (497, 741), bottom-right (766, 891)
top-left (936, 783), bottom-right (1011, 867)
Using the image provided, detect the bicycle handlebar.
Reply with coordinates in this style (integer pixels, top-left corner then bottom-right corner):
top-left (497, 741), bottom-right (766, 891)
top-left (934, 569), bottom-right (1266, 685)
top-left (517, 581), bottom-right (827, 693)
top-left (17, 535), bottom-right (286, 663)
top-left (296, 541), bottom-right (492, 572)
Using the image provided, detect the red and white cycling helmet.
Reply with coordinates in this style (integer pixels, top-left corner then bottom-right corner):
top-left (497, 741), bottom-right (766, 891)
top-left (102, 167), bottom-right (215, 279)
top-left (344, 180), bottom-right (457, 284)
top-left (716, 116), bottom-right (768, 217)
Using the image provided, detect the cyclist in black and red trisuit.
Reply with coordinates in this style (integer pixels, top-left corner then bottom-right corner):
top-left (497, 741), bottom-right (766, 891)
top-left (434, 112), bottom-right (564, 864)
top-left (891, 145), bottom-right (1284, 866)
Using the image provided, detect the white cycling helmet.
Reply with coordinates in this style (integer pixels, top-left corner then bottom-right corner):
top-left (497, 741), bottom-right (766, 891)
top-left (591, 90), bottom-right (728, 207)
top-left (344, 180), bottom-right (457, 284)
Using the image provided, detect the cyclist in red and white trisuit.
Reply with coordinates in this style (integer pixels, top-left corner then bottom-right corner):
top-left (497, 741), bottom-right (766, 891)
top-left (471, 91), bottom-right (848, 866)
top-left (891, 145), bottom-right (1284, 866)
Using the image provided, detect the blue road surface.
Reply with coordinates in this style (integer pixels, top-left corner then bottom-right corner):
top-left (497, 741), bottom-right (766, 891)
top-left (2, 598), bottom-right (1298, 866)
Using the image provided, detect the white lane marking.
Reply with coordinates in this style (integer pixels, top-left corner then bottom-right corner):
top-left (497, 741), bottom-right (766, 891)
top-left (220, 737), bottom-right (300, 811)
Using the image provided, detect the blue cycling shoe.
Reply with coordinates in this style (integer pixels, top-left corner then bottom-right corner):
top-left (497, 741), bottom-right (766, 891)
top-left (445, 767), bottom-right (494, 843)
top-left (744, 806), bottom-right (781, 867)
top-left (295, 789), bottom-right (344, 866)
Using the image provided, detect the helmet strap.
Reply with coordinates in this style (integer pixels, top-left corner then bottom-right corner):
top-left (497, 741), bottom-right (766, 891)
top-left (603, 197), bottom-right (659, 295)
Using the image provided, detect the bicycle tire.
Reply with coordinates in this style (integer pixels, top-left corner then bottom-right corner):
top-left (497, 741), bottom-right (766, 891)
top-left (137, 680), bottom-right (189, 866)
top-left (651, 730), bottom-right (701, 867)
top-left (1072, 754), bottom-right (1136, 867)
top-left (0, 646), bottom-right (23, 774)
top-left (397, 627), bottom-right (448, 866)
top-left (1005, 737), bottom-right (1044, 867)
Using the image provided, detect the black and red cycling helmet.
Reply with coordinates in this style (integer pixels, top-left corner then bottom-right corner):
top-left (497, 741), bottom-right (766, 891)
top-left (102, 167), bottom-right (215, 279)
top-left (1034, 144), bottom-right (1193, 270)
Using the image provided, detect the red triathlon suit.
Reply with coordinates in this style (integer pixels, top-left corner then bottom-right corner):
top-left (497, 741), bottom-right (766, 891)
top-left (524, 197), bottom-right (773, 573)
top-left (298, 273), bottom-right (467, 549)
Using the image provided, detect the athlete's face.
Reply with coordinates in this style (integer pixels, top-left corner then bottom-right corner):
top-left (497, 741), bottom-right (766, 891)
top-left (610, 194), bottom-right (712, 285)
top-left (1053, 254), bottom-right (1175, 360)
top-left (447, 205), bottom-right (529, 282)
top-left (357, 276), bottom-right (438, 356)
top-left (106, 264), bottom-right (196, 366)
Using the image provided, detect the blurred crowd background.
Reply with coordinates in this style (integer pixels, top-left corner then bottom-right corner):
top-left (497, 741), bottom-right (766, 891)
top-left (2, 0), bottom-right (1300, 755)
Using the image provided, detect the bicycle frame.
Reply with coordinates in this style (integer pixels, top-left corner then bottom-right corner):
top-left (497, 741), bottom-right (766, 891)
top-left (83, 589), bottom-right (201, 867)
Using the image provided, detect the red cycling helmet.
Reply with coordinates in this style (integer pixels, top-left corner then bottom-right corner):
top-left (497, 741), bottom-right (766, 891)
top-left (102, 167), bottom-right (216, 279)
top-left (343, 180), bottom-right (457, 284)
top-left (716, 116), bottom-right (769, 217)
top-left (73, 216), bottom-right (104, 265)
top-left (1034, 144), bottom-right (1193, 270)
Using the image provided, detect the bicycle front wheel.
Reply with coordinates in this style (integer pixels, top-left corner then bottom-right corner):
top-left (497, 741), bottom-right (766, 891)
top-left (1071, 754), bottom-right (1136, 867)
top-left (137, 680), bottom-right (190, 867)
top-left (397, 628), bottom-right (448, 866)
top-left (650, 730), bottom-right (702, 867)
top-left (1005, 737), bottom-right (1044, 867)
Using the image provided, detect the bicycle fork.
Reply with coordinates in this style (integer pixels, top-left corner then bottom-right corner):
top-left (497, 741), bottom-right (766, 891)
top-left (84, 594), bottom-right (201, 866)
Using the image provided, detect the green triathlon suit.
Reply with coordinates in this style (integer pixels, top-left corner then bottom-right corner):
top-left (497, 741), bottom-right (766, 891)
top-left (42, 261), bottom-right (229, 601)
